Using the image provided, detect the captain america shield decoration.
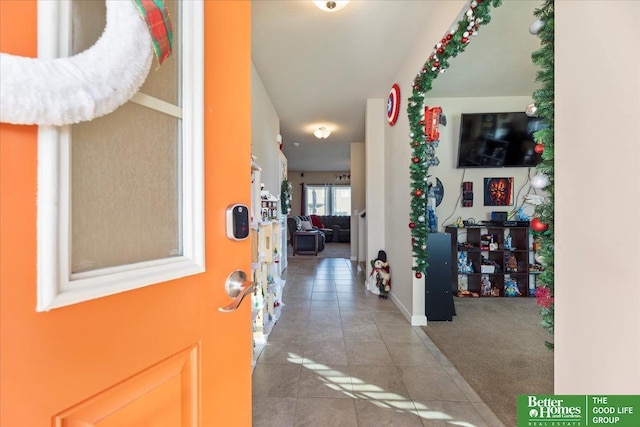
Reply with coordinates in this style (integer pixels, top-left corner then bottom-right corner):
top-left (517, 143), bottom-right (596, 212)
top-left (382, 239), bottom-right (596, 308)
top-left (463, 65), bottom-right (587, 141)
top-left (387, 84), bottom-right (400, 125)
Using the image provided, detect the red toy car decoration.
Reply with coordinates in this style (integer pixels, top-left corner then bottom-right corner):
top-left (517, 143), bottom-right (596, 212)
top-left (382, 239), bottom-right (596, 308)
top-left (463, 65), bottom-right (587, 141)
top-left (424, 106), bottom-right (442, 141)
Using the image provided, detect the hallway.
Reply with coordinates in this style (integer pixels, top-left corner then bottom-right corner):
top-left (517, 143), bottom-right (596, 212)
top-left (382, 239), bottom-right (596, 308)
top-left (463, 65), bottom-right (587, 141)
top-left (252, 256), bottom-right (504, 426)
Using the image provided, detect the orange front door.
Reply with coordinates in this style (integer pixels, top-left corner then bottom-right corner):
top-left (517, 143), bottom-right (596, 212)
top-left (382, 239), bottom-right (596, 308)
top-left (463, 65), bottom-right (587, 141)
top-left (0, 1), bottom-right (252, 426)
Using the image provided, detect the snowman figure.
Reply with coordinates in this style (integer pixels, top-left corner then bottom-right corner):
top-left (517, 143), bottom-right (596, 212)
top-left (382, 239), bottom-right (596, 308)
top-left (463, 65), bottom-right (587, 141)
top-left (368, 250), bottom-right (391, 299)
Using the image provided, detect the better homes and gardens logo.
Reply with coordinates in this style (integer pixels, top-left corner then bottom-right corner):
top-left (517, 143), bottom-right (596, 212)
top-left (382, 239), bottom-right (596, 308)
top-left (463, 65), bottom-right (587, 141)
top-left (518, 395), bottom-right (640, 427)
top-left (522, 395), bottom-right (583, 425)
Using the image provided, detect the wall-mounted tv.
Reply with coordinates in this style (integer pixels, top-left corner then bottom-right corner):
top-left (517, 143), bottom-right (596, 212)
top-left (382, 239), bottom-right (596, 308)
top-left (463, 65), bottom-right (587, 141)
top-left (456, 112), bottom-right (547, 168)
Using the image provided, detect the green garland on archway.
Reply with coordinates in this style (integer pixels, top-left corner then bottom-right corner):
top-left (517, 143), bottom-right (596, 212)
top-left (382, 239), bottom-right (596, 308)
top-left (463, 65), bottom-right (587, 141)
top-left (530, 0), bottom-right (555, 349)
top-left (280, 179), bottom-right (292, 215)
top-left (407, 0), bottom-right (502, 278)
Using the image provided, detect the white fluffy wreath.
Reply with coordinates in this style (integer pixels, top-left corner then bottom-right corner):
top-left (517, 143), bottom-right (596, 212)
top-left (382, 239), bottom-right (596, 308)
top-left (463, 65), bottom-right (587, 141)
top-left (0, 0), bottom-right (154, 126)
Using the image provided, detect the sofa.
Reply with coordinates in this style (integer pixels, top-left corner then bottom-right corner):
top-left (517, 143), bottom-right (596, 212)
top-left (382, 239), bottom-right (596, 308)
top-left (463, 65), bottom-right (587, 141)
top-left (286, 215), bottom-right (326, 253)
top-left (313, 215), bottom-right (351, 243)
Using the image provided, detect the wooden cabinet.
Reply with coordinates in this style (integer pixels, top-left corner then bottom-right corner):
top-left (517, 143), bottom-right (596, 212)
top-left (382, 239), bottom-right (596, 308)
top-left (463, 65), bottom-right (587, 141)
top-left (425, 233), bottom-right (455, 321)
top-left (445, 225), bottom-right (540, 298)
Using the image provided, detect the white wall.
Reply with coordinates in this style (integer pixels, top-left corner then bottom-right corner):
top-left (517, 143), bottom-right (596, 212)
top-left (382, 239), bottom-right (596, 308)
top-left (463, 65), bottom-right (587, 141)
top-left (351, 142), bottom-right (366, 261)
top-left (251, 62), bottom-right (282, 196)
top-left (427, 97), bottom-right (538, 228)
top-left (406, 96), bottom-right (538, 324)
top-left (366, 99), bottom-right (386, 279)
top-left (555, 0), bottom-right (640, 394)
top-left (382, 1), bottom-right (465, 325)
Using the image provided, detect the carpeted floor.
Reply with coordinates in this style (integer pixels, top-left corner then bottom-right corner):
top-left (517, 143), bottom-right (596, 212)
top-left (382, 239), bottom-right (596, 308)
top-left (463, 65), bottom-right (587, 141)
top-left (421, 297), bottom-right (554, 427)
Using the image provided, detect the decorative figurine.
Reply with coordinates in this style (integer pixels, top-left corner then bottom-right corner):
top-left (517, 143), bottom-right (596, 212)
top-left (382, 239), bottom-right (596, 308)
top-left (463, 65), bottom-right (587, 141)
top-left (458, 252), bottom-right (474, 274)
top-left (368, 250), bottom-right (391, 299)
top-left (506, 253), bottom-right (518, 272)
top-left (504, 279), bottom-right (522, 297)
top-left (481, 275), bottom-right (492, 296)
top-left (504, 234), bottom-right (513, 249)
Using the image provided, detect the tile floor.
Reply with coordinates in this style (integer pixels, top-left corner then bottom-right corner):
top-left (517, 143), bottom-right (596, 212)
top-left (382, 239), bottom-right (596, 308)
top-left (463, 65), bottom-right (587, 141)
top-left (252, 256), bottom-right (505, 427)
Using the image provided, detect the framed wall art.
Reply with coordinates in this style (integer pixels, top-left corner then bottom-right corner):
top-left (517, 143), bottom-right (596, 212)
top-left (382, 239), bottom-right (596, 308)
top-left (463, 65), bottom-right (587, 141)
top-left (484, 177), bottom-right (514, 206)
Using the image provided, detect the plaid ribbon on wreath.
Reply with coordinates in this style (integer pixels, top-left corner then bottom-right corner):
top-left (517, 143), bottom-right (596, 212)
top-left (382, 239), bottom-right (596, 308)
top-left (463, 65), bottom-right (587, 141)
top-left (132, 0), bottom-right (174, 65)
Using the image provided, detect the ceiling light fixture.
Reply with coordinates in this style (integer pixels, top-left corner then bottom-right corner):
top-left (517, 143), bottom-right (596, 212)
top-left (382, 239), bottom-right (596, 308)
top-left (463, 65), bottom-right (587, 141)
top-left (312, 1), bottom-right (350, 13)
top-left (313, 127), bottom-right (331, 139)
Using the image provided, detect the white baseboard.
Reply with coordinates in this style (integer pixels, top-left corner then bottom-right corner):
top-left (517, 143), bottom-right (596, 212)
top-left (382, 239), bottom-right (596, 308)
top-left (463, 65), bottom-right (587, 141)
top-left (389, 292), bottom-right (411, 323)
top-left (411, 315), bottom-right (427, 326)
top-left (388, 292), bottom-right (427, 326)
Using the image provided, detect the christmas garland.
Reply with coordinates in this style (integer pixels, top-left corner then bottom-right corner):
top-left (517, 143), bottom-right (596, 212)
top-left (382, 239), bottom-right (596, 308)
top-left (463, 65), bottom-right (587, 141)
top-left (529, 0), bottom-right (555, 349)
top-left (408, 0), bottom-right (502, 278)
top-left (280, 180), bottom-right (292, 215)
top-left (0, 0), bottom-right (173, 126)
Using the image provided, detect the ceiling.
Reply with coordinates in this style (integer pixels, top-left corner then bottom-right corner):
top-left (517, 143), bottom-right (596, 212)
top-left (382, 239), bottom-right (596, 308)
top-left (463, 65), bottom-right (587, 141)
top-left (251, 0), bottom-right (542, 172)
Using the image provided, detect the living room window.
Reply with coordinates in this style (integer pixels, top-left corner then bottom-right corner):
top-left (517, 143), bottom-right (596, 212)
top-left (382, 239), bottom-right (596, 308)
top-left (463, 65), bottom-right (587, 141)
top-left (305, 184), bottom-right (351, 216)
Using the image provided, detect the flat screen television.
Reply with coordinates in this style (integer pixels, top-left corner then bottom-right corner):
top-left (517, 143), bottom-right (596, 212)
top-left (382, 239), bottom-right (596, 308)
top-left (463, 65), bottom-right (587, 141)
top-left (456, 112), bottom-right (547, 168)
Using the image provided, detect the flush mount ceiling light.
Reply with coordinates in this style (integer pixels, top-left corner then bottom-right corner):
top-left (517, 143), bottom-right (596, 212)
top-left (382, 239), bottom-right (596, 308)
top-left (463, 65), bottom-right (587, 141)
top-left (313, 127), bottom-right (331, 139)
top-left (313, 1), bottom-right (350, 13)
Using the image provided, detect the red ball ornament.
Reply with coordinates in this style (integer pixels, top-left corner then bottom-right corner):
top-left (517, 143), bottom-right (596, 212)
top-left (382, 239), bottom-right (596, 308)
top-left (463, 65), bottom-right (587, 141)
top-left (534, 144), bottom-right (545, 154)
top-left (446, 34), bottom-right (452, 40)
top-left (437, 48), bottom-right (443, 54)
top-left (433, 61), bottom-right (440, 67)
top-left (530, 217), bottom-right (549, 232)
top-left (461, 37), bottom-right (469, 43)
top-left (409, 222), bottom-right (416, 229)
top-left (412, 157), bottom-right (420, 163)
top-left (441, 38), bottom-right (447, 44)
top-left (415, 272), bottom-right (422, 279)
top-left (415, 189), bottom-right (423, 197)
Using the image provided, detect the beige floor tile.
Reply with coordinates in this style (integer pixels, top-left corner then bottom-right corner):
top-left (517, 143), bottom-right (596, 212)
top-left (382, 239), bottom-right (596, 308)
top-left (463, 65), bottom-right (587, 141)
top-left (412, 399), bottom-right (491, 427)
top-left (345, 341), bottom-right (394, 365)
top-left (398, 365), bottom-right (468, 402)
top-left (443, 366), bottom-right (484, 402)
top-left (258, 340), bottom-right (306, 364)
top-left (349, 364), bottom-right (412, 400)
top-left (308, 308), bottom-right (341, 321)
top-left (267, 322), bottom-right (308, 341)
top-left (309, 299), bottom-right (340, 310)
top-left (377, 323), bottom-right (424, 344)
top-left (340, 310), bottom-right (376, 325)
top-left (252, 363), bottom-right (301, 397)
top-left (302, 339), bottom-right (349, 365)
top-left (387, 342), bottom-right (440, 366)
top-left (472, 401), bottom-right (506, 427)
top-left (252, 397), bottom-right (296, 427)
top-left (310, 291), bottom-right (338, 300)
top-left (335, 289), bottom-right (368, 299)
top-left (307, 323), bottom-right (344, 341)
top-left (354, 399), bottom-right (424, 426)
top-left (293, 398), bottom-right (358, 427)
top-left (254, 256), bottom-right (501, 426)
top-left (312, 282), bottom-right (337, 291)
top-left (342, 322), bottom-right (383, 342)
top-left (298, 363), bottom-right (353, 398)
